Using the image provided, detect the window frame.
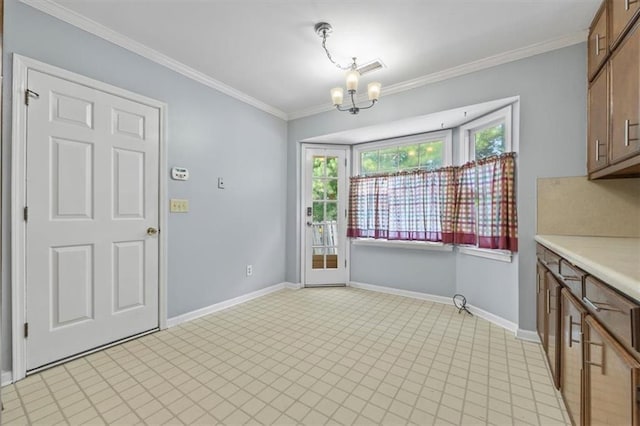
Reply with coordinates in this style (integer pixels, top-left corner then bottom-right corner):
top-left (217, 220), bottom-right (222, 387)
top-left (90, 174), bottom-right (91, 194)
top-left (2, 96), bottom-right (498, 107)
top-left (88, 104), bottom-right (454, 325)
top-left (353, 130), bottom-right (453, 176)
top-left (459, 105), bottom-right (512, 164)
top-left (457, 104), bottom-right (515, 262)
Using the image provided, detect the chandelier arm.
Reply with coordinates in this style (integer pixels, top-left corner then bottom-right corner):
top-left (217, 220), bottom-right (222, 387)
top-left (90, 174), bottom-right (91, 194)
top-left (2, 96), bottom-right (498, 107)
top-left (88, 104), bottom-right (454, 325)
top-left (357, 100), bottom-right (378, 110)
top-left (350, 90), bottom-right (357, 109)
top-left (335, 105), bottom-right (353, 112)
top-left (321, 31), bottom-right (352, 71)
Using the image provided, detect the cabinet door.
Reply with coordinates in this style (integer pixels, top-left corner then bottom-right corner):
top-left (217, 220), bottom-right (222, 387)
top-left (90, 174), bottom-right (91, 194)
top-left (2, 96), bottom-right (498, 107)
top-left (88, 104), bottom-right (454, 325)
top-left (610, 22), bottom-right (640, 163)
top-left (588, 66), bottom-right (609, 173)
top-left (611, 0), bottom-right (640, 48)
top-left (537, 262), bottom-right (547, 349)
top-left (588, 3), bottom-right (608, 80)
top-left (584, 316), bottom-right (640, 426)
top-left (546, 272), bottom-right (562, 389)
top-left (561, 289), bottom-right (587, 426)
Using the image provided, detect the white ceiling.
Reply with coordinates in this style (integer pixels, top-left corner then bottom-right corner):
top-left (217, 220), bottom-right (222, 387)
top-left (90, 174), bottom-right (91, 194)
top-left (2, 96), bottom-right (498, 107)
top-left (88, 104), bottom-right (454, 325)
top-left (44, 0), bottom-right (600, 119)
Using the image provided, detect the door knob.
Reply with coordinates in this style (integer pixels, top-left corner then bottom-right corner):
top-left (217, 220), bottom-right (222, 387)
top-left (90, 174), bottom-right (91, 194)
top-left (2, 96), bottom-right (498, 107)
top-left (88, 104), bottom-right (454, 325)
top-left (147, 227), bottom-right (159, 236)
top-left (306, 221), bottom-right (314, 227)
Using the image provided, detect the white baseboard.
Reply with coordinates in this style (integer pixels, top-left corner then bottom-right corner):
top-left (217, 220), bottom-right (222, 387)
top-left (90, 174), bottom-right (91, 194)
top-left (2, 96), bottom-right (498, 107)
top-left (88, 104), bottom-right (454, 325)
top-left (516, 328), bottom-right (541, 343)
top-left (466, 304), bottom-right (518, 334)
top-left (2, 370), bottom-right (13, 386)
top-left (348, 281), bottom-right (519, 336)
top-left (167, 282), bottom-right (286, 328)
top-left (348, 281), bottom-right (453, 305)
top-left (284, 282), bottom-right (302, 289)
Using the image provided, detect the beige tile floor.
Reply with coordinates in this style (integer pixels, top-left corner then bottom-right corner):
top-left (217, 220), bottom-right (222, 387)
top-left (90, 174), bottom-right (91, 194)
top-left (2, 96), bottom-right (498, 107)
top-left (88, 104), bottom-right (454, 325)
top-left (2, 287), bottom-right (569, 425)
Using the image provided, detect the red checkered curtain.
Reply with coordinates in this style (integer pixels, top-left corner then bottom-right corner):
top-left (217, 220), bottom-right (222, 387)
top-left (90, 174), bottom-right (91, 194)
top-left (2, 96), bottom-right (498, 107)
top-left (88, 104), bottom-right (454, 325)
top-left (476, 153), bottom-right (518, 251)
top-left (347, 175), bottom-right (389, 238)
top-left (452, 162), bottom-right (477, 245)
top-left (440, 167), bottom-right (457, 244)
top-left (387, 172), bottom-right (424, 240)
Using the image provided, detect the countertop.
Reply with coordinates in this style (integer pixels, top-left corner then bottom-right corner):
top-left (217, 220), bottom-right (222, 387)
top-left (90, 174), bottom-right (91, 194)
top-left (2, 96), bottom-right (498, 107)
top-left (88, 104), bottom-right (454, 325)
top-left (535, 235), bottom-right (640, 301)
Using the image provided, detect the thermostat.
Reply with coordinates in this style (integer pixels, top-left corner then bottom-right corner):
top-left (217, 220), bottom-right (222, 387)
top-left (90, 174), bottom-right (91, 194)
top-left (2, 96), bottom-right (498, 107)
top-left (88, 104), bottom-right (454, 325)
top-left (171, 167), bottom-right (189, 181)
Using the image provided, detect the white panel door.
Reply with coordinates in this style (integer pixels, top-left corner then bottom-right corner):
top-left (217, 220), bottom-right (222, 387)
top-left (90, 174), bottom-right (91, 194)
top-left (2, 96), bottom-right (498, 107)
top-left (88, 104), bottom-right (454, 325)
top-left (25, 69), bottom-right (160, 370)
top-left (303, 147), bottom-right (348, 286)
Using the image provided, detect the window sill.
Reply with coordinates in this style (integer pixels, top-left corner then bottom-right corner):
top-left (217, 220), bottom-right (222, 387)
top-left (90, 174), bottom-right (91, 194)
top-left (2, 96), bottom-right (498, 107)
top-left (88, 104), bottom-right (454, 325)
top-left (350, 239), bottom-right (453, 252)
top-left (458, 246), bottom-right (513, 263)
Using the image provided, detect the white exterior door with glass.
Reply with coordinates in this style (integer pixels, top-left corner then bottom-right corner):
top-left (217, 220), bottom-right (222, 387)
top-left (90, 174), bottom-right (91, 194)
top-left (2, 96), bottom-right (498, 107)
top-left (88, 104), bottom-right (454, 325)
top-left (303, 147), bottom-right (349, 286)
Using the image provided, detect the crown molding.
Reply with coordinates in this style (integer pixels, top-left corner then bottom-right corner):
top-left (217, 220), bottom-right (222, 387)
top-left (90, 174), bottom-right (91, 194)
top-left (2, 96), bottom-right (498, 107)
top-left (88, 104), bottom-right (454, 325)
top-left (20, 0), bottom-right (289, 121)
top-left (288, 30), bottom-right (588, 121)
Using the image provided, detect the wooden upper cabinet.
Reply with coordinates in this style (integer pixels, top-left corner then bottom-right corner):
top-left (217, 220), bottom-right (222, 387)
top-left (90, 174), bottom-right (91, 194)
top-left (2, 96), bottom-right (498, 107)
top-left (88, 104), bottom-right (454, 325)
top-left (611, 0), bottom-right (640, 48)
top-left (584, 316), bottom-right (640, 426)
top-left (589, 2), bottom-right (608, 80)
top-left (610, 22), bottom-right (640, 164)
top-left (588, 66), bottom-right (609, 173)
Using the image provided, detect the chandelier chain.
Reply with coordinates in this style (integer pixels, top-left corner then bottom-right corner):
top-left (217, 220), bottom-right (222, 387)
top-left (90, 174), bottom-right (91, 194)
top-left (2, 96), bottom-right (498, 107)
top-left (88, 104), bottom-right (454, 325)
top-left (321, 30), bottom-right (353, 71)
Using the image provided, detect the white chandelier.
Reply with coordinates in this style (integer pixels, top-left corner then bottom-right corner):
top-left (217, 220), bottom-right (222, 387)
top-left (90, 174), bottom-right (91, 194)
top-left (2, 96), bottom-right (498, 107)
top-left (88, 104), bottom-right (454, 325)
top-left (315, 22), bottom-right (382, 115)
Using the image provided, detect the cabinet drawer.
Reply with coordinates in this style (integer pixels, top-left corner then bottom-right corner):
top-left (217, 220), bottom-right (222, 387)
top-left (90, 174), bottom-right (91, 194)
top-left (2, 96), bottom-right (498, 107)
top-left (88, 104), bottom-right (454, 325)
top-left (584, 275), bottom-right (640, 353)
top-left (544, 250), bottom-right (561, 275)
top-left (559, 259), bottom-right (585, 298)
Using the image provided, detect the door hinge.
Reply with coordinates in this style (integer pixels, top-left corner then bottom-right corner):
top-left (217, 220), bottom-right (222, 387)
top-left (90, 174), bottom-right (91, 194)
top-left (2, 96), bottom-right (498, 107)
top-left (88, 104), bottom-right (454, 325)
top-left (344, 259), bottom-right (347, 268)
top-left (25, 89), bottom-right (40, 106)
top-left (23, 206), bottom-right (28, 222)
top-left (24, 322), bottom-right (29, 338)
top-left (344, 158), bottom-right (347, 167)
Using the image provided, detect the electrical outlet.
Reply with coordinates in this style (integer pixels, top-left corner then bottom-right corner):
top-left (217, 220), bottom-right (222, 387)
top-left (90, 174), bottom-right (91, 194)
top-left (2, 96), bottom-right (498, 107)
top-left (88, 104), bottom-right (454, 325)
top-left (246, 265), bottom-right (253, 276)
top-left (170, 199), bottom-right (189, 213)
top-left (218, 177), bottom-right (225, 189)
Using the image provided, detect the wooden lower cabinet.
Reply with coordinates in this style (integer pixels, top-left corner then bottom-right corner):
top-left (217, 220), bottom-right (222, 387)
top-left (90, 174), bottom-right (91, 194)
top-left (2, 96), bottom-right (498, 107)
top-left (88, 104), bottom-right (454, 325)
top-left (546, 272), bottom-right (562, 389)
top-left (584, 316), bottom-right (640, 426)
top-left (561, 289), bottom-right (587, 426)
top-left (537, 261), bottom-right (547, 348)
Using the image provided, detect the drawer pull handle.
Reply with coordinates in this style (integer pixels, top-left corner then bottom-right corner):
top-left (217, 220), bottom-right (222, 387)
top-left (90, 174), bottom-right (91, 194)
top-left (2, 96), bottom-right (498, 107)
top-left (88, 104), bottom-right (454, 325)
top-left (547, 289), bottom-right (551, 314)
top-left (562, 275), bottom-right (582, 282)
top-left (568, 315), bottom-right (581, 347)
top-left (583, 296), bottom-right (601, 312)
top-left (585, 340), bottom-right (605, 374)
top-left (595, 34), bottom-right (605, 56)
top-left (583, 296), bottom-right (623, 313)
top-left (625, 120), bottom-right (639, 147)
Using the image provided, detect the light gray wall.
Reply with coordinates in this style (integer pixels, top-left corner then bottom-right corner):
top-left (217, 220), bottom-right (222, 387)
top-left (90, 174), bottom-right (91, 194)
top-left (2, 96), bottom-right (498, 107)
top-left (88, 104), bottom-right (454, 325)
top-left (287, 43), bottom-right (587, 331)
top-left (351, 246), bottom-right (455, 296)
top-left (2, 0), bottom-right (288, 371)
top-left (456, 253), bottom-right (518, 322)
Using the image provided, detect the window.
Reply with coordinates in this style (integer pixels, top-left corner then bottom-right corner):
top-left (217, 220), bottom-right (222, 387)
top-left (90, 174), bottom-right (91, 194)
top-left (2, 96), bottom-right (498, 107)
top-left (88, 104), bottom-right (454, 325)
top-left (347, 104), bottom-right (518, 259)
top-left (354, 130), bottom-right (453, 175)
top-left (460, 105), bottom-right (512, 163)
top-left (457, 105), bottom-right (517, 260)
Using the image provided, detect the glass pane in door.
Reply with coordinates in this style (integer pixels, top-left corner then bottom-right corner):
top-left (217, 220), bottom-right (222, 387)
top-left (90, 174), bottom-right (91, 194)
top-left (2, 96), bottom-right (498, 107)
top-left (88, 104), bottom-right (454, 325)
top-left (311, 155), bottom-right (340, 270)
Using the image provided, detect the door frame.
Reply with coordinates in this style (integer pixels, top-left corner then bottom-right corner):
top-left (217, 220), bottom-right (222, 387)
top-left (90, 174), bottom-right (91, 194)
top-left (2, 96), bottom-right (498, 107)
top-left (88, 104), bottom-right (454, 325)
top-left (300, 144), bottom-right (351, 287)
top-left (10, 54), bottom-right (168, 381)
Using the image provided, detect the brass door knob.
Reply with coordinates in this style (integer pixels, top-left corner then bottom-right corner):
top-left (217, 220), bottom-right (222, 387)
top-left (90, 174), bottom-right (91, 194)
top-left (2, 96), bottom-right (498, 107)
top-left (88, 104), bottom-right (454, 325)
top-left (147, 227), bottom-right (159, 236)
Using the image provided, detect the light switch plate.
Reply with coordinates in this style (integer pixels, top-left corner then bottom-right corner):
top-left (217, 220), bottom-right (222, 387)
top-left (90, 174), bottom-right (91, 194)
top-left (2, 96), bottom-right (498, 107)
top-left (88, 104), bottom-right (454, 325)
top-left (170, 199), bottom-right (189, 213)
